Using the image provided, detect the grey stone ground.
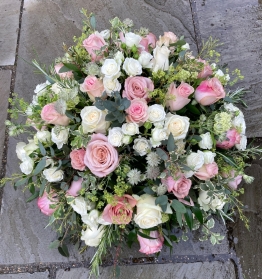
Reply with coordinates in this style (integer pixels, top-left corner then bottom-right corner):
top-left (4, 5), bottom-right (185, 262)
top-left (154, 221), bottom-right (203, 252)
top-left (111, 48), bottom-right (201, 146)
top-left (0, 0), bottom-right (262, 278)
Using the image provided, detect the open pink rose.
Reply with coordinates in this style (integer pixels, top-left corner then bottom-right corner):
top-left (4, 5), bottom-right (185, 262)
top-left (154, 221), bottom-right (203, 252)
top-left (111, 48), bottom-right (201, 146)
top-left (139, 33), bottom-right (157, 52)
top-left (137, 230), bottom-right (164, 255)
top-left (84, 133), bottom-right (119, 177)
top-left (123, 76), bottom-right (154, 101)
top-left (194, 162), bottom-right (218, 180)
top-left (83, 33), bottom-right (107, 61)
top-left (197, 59), bottom-right (213, 79)
top-left (162, 173), bottom-right (191, 199)
top-left (102, 194), bottom-right (137, 224)
top-left (195, 77), bottom-right (225, 106)
top-left (67, 178), bottom-right (83, 197)
top-left (80, 76), bottom-right (104, 101)
top-left (157, 31), bottom-right (178, 47)
top-left (37, 191), bottom-right (58, 216)
top-left (54, 63), bottom-right (73, 79)
top-left (166, 82), bottom-right (194, 111)
top-left (126, 98), bottom-right (148, 125)
top-left (222, 170), bottom-right (242, 190)
top-left (216, 129), bottom-right (241, 149)
top-left (70, 149), bottom-right (86, 171)
top-left (41, 103), bottom-right (70, 126)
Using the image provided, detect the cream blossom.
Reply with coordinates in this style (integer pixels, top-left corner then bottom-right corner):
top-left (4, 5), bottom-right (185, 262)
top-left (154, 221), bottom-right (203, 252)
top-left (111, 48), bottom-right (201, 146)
top-left (124, 32), bottom-right (142, 47)
top-left (81, 225), bottom-right (105, 247)
top-left (147, 104), bottom-right (166, 124)
top-left (101, 59), bottom-right (120, 78)
top-left (203, 151), bottom-right (216, 164)
top-left (20, 155), bottom-right (34, 175)
top-left (133, 137), bottom-right (151, 156)
top-left (108, 127), bottom-right (124, 147)
top-left (43, 167), bottom-right (64, 182)
top-left (198, 190), bottom-right (225, 211)
top-left (138, 51), bottom-right (153, 69)
top-left (70, 196), bottom-right (95, 216)
top-left (164, 113), bottom-right (190, 140)
top-left (199, 132), bottom-right (213, 150)
top-left (122, 122), bottom-right (139, 136)
top-left (186, 150), bottom-right (205, 171)
top-left (123, 58), bottom-right (142, 76)
top-left (152, 45), bottom-right (170, 72)
top-left (150, 128), bottom-right (168, 147)
top-left (35, 130), bottom-right (51, 143)
top-left (51, 127), bottom-right (69, 149)
top-left (103, 77), bottom-right (121, 95)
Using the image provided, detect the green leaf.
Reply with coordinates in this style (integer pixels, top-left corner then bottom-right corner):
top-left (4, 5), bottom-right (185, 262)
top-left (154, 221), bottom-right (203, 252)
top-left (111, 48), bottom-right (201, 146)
top-left (121, 98), bottom-right (131, 109)
top-left (26, 191), bottom-right (39, 202)
top-left (94, 98), bottom-right (105, 110)
top-left (171, 199), bottom-right (187, 213)
top-left (49, 240), bottom-right (60, 249)
top-left (50, 146), bottom-right (55, 157)
top-left (192, 207), bottom-right (204, 224)
top-left (29, 184), bottom-right (35, 194)
top-left (38, 141), bottom-right (46, 156)
top-left (137, 230), bottom-right (157, 240)
top-left (184, 209), bottom-right (193, 230)
top-left (155, 195), bottom-right (168, 206)
top-left (163, 234), bottom-right (173, 248)
top-left (206, 218), bottom-right (215, 229)
top-left (156, 148), bottom-right (168, 161)
top-left (143, 186), bottom-right (155, 195)
top-left (58, 244), bottom-right (69, 257)
top-left (60, 63), bottom-right (81, 73)
top-left (224, 96), bottom-right (233, 103)
top-left (167, 133), bottom-right (176, 152)
top-left (170, 235), bottom-right (178, 242)
top-left (103, 100), bottom-right (117, 111)
top-left (105, 113), bottom-right (117, 121)
top-left (210, 235), bottom-right (217, 245)
top-left (90, 14), bottom-right (96, 29)
top-left (176, 211), bottom-right (183, 227)
top-left (33, 158), bottom-right (47, 176)
top-left (15, 177), bottom-right (28, 187)
top-left (40, 179), bottom-right (47, 196)
top-left (127, 230), bottom-right (137, 242)
top-left (187, 104), bottom-right (201, 115)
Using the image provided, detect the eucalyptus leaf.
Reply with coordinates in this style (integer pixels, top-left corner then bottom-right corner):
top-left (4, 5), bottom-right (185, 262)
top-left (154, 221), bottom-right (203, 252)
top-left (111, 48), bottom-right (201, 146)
top-left (137, 230), bottom-right (157, 240)
top-left (33, 158), bottom-right (47, 176)
top-left (156, 148), bottom-right (168, 161)
top-left (26, 191), bottom-right (40, 202)
top-left (167, 133), bottom-right (176, 152)
top-left (171, 199), bottom-right (187, 213)
top-left (38, 141), bottom-right (46, 156)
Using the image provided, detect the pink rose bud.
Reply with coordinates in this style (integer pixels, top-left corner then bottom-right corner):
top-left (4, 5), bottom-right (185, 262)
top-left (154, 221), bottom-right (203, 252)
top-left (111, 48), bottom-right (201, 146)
top-left (123, 76), bottom-right (154, 101)
top-left (41, 103), bottom-right (70, 126)
top-left (67, 178), bottom-right (83, 197)
top-left (37, 191), bottom-right (58, 216)
top-left (102, 194), bottom-right (137, 225)
top-left (194, 162), bottom-right (219, 180)
top-left (84, 133), bottom-right (119, 177)
top-left (222, 170), bottom-right (242, 190)
top-left (195, 77), bottom-right (226, 106)
top-left (157, 31), bottom-right (178, 47)
top-left (166, 82), bottom-right (194, 111)
top-left (216, 129), bottom-right (241, 149)
top-left (83, 33), bottom-right (107, 61)
top-left (54, 63), bottom-right (73, 79)
top-left (70, 149), bottom-right (86, 171)
top-left (139, 32), bottom-right (157, 52)
top-left (197, 59), bottom-right (213, 79)
top-left (137, 230), bottom-right (164, 255)
top-left (80, 76), bottom-right (105, 101)
top-left (126, 98), bottom-right (149, 126)
top-left (161, 173), bottom-right (192, 199)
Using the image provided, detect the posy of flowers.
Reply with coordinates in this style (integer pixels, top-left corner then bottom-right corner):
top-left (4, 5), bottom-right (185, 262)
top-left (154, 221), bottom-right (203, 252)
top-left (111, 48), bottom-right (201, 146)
top-left (2, 10), bottom-right (261, 276)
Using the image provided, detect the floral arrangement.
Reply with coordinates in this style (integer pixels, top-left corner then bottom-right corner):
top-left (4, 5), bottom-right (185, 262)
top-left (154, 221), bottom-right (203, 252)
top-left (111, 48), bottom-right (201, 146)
top-left (2, 10), bottom-right (261, 277)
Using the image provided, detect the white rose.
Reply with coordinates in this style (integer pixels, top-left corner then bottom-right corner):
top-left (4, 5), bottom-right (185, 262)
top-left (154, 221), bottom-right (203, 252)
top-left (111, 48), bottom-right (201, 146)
top-left (164, 113), bottom-right (190, 140)
top-left (133, 194), bottom-right (162, 229)
top-left (24, 139), bottom-right (39, 154)
top-left (133, 137), bottom-right (151, 156)
top-left (150, 128), bottom-right (168, 147)
top-left (51, 127), bottom-right (69, 149)
top-left (198, 190), bottom-right (225, 211)
top-left (43, 167), bottom-right (64, 182)
top-left (70, 196), bottom-right (95, 216)
top-left (181, 43), bottom-right (190, 50)
top-left (148, 104), bottom-right (166, 123)
top-left (81, 209), bottom-right (100, 227)
top-left (152, 45), bottom-right (170, 72)
top-left (122, 135), bottom-right (131, 145)
top-left (99, 29), bottom-right (110, 39)
top-left (101, 59), bottom-right (120, 78)
top-left (108, 127), bottom-right (123, 147)
top-left (16, 142), bottom-right (27, 161)
top-left (123, 58), bottom-right (142, 76)
top-left (224, 103), bottom-right (244, 117)
top-left (199, 132), bottom-right (213, 149)
top-left (80, 106), bottom-right (109, 134)
top-left (36, 130), bottom-right (51, 143)
top-left (122, 122), bottom-right (139, 136)
top-left (45, 158), bottom-right (55, 167)
top-left (81, 225), bottom-right (104, 247)
top-left (124, 32), bottom-right (141, 47)
top-left (138, 51), bottom-right (153, 69)
top-left (34, 82), bottom-right (48, 95)
top-left (103, 77), bottom-right (121, 95)
top-left (186, 150), bottom-right (205, 171)
top-left (232, 115), bottom-right (246, 134)
top-left (203, 151), bottom-right (216, 164)
top-left (114, 51), bottom-right (124, 65)
top-left (20, 156), bottom-right (34, 175)
top-left (235, 135), bottom-right (247, 151)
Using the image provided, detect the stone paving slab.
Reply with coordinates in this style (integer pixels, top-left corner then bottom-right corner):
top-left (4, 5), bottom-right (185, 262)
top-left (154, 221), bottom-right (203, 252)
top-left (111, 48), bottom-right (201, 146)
top-left (0, 272), bottom-right (49, 279)
top-left (56, 261), bottom-right (236, 279)
top-left (0, 0), bottom-right (21, 65)
top-left (0, 70), bottom-right (11, 170)
top-left (195, 0), bottom-right (262, 137)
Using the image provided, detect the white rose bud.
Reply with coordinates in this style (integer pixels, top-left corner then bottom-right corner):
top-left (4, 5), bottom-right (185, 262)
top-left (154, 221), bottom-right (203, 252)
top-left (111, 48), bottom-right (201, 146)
top-left (99, 29), bottom-right (110, 39)
top-left (123, 58), bottom-right (142, 76)
top-left (232, 115), bottom-right (246, 134)
top-left (81, 225), bottom-right (104, 247)
top-left (198, 190), bottom-right (225, 211)
top-left (164, 113), bottom-right (190, 140)
top-left (34, 82), bottom-right (48, 95)
top-left (148, 104), bottom-right (166, 123)
top-left (16, 142), bottom-right (27, 161)
top-left (81, 209), bottom-right (101, 227)
top-left (24, 139), bottom-right (39, 155)
top-left (203, 151), bottom-right (216, 164)
top-left (101, 59), bottom-right (120, 78)
top-left (108, 127), bottom-right (123, 147)
top-left (122, 135), bottom-right (132, 145)
top-left (122, 122), bottom-right (139, 136)
top-left (43, 167), bottom-right (64, 182)
top-left (133, 137), bottom-right (151, 156)
top-left (125, 32), bottom-right (141, 47)
top-left (51, 127), bottom-right (69, 149)
top-left (199, 132), bottom-right (213, 150)
top-left (215, 69), bottom-right (224, 77)
top-left (36, 130), bottom-right (51, 143)
top-left (186, 150), bottom-right (205, 171)
top-left (181, 43), bottom-right (190, 50)
top-left (103, 77), bottom-right (121, 95)
top-left (152, 45), bottom-right (170, 72)
top-left (114, 51), bottom-right (124, 65)
top-left (20, 156), bottom-right (34, 175)
top-left (70, 197), bottom-right (95, 216)
top-left (150, 128), bottom-right (168, 147)
top-left (138, 51), bottom-right (153, 69)
top-left (235, 135), bottom-right (247, 151)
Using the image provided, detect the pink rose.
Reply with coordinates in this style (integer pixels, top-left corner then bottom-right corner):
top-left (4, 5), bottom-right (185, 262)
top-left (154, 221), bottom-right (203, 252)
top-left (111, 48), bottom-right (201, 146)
top-left (126, 98), bottom-right (148, 125)
top-left (80, 76), bottom-right (104, 101)
top-left (197, 59), bottom-right (213, 79)
top-left (194, 162), bottom-right (219, 180)
top-left (195, 77), bottom-right (226, 106)
top-left (102, 194), bottom-right (137, 225)
top-left (41, 103), bottom-right (70, 126)
top-left (166, 82), bottom-right (194, 111)
top-left (157, 31), bottom-right (178, 47)
top-left (84, 133), bottom-right (119, 177)
top-left (37, 191), bottom-right (58, 216)
top-left (222, 170), bottom-right (242, 190)
top-left (137, 230), bottom-right (164, 255)
top-left (83, 33), bottom-right (107, 61)
top-left (216, 129), bottom-right (241, 149)
top-left (139, 33), bottom-right (157, 52)
top-left (162, 173), bottom-right (192, 199)
top-left (54, 63), bottom-right (73, 79)
top-left (123, 76), bottom-right (154, 101)
top-left (70, 149), bottom-right (86, 171)
top-left (67, 178), bottom-right (83, 197)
